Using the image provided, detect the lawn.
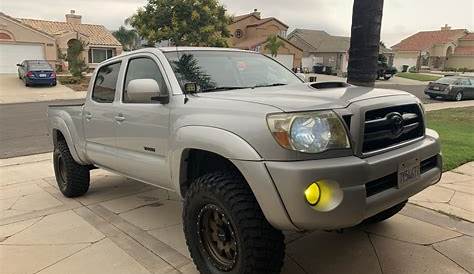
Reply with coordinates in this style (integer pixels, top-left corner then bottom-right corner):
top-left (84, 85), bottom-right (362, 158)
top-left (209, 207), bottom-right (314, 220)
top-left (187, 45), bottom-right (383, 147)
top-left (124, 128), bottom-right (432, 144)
top-left (426, 107), bottom-right (474, 171)
top-left (396, 72), bottom-right (441, 82)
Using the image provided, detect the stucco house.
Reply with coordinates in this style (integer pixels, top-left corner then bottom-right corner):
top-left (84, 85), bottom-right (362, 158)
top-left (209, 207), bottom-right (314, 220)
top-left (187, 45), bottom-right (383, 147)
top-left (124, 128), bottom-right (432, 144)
top-left (228, 10), bottom-right (302, 69)
top-left (287, 29), bottom-right (350, 74)
top-left (392, 25), bottom-right (473, 71)
top-left (0, 10), bottom-right (122, 73)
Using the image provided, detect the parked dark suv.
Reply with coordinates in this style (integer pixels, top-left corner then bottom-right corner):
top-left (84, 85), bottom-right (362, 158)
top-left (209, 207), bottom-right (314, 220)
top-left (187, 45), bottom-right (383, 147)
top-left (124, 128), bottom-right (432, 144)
top-left (425, 76), bottom-right (474, 101)
top-left (17, 60), bottom-right (57, 87)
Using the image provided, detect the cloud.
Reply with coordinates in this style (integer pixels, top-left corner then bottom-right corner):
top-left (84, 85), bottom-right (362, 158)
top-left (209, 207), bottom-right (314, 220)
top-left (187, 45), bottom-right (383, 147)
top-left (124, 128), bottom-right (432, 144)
top-left (2, 0), bottom-right (473, 46)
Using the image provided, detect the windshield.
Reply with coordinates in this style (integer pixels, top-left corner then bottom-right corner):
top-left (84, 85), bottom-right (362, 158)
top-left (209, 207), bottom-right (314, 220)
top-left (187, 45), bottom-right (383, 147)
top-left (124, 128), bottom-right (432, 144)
top-left (164, 50), bottom-right (302, 92)
top-left (28, 61), bottom-right (52, 70)
top-left (435, 77), bottom-right (458, 85)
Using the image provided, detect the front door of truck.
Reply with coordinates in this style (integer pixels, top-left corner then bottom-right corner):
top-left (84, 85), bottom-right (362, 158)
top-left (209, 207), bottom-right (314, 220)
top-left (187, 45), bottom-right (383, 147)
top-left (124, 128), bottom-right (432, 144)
top-left (83, 61), bottom-right (122, 170)
top-left (113, 54), bottom-right (171, 188)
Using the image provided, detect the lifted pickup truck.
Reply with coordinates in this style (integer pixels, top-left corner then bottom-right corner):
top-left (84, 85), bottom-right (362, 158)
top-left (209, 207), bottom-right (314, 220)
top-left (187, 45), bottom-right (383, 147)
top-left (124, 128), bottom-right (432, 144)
top-left (48, 47), bottom-right (442, 274)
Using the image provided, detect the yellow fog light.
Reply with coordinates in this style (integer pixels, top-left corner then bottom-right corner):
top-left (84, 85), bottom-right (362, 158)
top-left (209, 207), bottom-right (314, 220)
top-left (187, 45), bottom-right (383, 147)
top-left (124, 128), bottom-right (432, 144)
top-left (304, 183), bottom-right (321, 205)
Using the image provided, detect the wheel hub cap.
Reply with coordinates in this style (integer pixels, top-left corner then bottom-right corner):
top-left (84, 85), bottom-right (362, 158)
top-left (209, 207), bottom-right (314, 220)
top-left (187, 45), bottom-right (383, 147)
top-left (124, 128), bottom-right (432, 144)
top-left (197, 204), bottom-right (238, 271)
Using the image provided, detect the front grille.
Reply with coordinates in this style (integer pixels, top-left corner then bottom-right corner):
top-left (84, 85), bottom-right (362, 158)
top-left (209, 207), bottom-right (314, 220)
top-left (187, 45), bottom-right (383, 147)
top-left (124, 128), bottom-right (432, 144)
top-left (365, 173), bottom-right (397, 197)
top-left (363, 104), bottom-right (424, 153)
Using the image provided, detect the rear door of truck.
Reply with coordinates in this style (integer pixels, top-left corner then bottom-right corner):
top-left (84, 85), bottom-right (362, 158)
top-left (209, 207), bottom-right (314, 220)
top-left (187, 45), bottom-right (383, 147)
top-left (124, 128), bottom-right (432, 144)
top-left (83, 61), bottom-right (122, 169)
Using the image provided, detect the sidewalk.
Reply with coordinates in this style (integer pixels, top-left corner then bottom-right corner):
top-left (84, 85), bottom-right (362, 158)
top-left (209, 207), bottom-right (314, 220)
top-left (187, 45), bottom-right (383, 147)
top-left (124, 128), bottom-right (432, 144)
top-left (0, 153), bottom-right (472, 274)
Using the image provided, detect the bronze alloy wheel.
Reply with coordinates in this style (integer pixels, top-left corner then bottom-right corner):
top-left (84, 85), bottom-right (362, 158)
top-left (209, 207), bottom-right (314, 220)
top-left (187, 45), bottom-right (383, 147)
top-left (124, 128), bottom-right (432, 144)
top-left (197, 204), bottom-right (238, 271)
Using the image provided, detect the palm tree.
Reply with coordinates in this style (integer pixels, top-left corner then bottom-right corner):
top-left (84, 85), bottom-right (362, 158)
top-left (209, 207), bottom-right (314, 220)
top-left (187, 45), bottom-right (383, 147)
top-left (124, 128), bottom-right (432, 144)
top-left (264, 35), bottom-right (284, 57)
top-left (112, 26), bottom-right (140, 51)
top-left (347, 0), bottom-right (385, 87)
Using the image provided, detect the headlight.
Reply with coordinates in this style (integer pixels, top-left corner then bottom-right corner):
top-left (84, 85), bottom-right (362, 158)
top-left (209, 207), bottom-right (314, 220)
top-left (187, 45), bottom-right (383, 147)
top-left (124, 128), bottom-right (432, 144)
top-left (267, 111), bottom-right (350, 153)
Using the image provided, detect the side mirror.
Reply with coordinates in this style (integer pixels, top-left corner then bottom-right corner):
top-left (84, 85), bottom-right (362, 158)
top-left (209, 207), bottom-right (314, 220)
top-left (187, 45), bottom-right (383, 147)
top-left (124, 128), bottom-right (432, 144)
top-left (16, 64), bottom-right (22, 67)
top-left (126, 79), bottom-right (169, 104)
top-left (296, 73), bottom-right (306, 82)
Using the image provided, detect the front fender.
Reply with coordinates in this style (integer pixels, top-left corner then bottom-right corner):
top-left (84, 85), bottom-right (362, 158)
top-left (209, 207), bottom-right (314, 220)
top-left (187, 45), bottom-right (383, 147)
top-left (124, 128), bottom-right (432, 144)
top-left (170, 126), bottom-right (262, 190)
top-left (169, 126), bottom-right (296, 229)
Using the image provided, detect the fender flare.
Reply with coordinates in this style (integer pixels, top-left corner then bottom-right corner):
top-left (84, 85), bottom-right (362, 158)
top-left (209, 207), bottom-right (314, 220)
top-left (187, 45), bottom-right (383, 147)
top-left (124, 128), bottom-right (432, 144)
top-left (170, 126), bottom-right (262, 192)
top-left (169, 126), bottom-right (296, 230)
top-left (50, 117), bottom-right (87, 164)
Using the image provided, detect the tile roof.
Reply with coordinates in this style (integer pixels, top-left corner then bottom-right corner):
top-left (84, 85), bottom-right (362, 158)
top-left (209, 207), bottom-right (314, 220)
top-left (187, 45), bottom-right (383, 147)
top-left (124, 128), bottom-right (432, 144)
top-left (392, 29), bottom-right (468, 51)
top-left (460, 33), bottom-right (474, 41)
top-left (234, 36), bottom-right (268, 49)
top-left (288, 29), bottom-right (349, 53)
top-left (18, 18), bottom-right (121, 47)
top-left (246, 17), bottom-right (289, 29)
top-left (233, 35), bottom-right (302, 51)
top-left (454, 46), bottom-right (474, 56)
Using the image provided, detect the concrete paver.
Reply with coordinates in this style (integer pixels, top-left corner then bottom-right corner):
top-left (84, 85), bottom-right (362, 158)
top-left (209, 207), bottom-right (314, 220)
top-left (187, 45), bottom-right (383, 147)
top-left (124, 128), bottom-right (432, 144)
top-left (119, 200), bottom-right (182, 231)
top-left (0, 153), bottom-right (473, 274)
top-left (0, 74), bottom-right (86, 104)
top-left (4, 210), bottom-right (104, 245)
top-left (371, 235), bottom-right (468, 274)
top-left (363, 214), bottom-right (461, 245)
top-left (101, 189), bottom-right (169, 214)
top-left (0, 243), bottom-right (89, 274)
top-left (410, 162), bottom-right (474, 222)
top-left (37, 239), bottom-right (152, 274)
top-left (433, 236), bottom-right (474, 274)
top-left (286, 230), bottom-right (381, 274)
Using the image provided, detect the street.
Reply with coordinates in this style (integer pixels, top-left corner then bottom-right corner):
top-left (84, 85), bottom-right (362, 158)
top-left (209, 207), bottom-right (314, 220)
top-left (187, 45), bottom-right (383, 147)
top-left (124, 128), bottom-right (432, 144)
top-left (375, 83), bottom-right (439, 104)
top-left (0, 84), bottom-right (466, 159)
top-left (0, 99), bottom-right (84, 158)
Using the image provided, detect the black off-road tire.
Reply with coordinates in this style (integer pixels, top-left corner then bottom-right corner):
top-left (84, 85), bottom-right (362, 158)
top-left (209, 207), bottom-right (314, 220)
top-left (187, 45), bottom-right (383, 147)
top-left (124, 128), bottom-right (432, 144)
top-left (428, 95), bottom-right (437, 100)
top-left (363, 200), bottom-right (407, 224)
top-left (53, 140), bottom-right (90, 197)
top-left (183, 172), bottom-right (285, 274)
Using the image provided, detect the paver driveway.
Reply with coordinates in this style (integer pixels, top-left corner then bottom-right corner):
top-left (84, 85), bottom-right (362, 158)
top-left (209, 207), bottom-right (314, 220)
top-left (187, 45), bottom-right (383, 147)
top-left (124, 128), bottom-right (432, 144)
top-left (0, 153), bottom-right (473, 274)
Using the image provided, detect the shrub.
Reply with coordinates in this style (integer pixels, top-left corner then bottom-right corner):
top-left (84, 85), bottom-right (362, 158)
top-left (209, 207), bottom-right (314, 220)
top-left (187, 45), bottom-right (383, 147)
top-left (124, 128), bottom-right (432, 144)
top-left (57, 76), bottom-right (82, 84)
top-left (408, 66), bottom-right (417, 73)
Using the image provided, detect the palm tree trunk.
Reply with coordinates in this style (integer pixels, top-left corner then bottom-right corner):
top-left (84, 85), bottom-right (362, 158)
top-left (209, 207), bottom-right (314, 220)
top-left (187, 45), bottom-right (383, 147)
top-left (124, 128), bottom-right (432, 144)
top-left (347, 0), bottom-right (384, 87)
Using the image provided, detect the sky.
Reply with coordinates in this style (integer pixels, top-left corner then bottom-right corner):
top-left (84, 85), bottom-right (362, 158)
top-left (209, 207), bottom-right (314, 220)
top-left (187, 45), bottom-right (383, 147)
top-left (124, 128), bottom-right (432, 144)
top-left (1, 0), bottom-right (473, 47)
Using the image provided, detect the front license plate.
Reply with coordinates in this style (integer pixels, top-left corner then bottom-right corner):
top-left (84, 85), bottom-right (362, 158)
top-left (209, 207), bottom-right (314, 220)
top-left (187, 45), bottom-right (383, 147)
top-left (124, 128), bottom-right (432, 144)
top-left (39, 73), bottom-right (47, 77)
top-left (398, 157), bottom-right (420, 188)
top-left (433, 86), bottom-right (440, 90)
top-left (385, 73), bottom-right (392, 77)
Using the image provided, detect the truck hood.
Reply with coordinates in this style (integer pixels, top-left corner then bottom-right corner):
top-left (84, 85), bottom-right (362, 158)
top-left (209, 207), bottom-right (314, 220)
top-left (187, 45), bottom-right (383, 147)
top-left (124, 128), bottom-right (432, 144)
top-left (196, 83), bottom-right (412, 112)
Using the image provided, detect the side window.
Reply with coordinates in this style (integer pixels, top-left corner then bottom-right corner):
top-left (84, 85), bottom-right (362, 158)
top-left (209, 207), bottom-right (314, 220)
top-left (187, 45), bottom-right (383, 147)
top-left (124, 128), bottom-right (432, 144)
top-left (123, 57), bottom-right (168, 104)
top-left (92, 62), bottom-right (121, 103)
top-left (460, 79), bottom-right (471, 86)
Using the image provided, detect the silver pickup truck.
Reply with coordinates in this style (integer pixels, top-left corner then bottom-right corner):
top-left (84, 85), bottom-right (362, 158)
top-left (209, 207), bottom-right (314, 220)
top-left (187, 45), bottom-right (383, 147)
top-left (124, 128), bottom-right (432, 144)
top-left (48, 47), bottom-right (442, 274)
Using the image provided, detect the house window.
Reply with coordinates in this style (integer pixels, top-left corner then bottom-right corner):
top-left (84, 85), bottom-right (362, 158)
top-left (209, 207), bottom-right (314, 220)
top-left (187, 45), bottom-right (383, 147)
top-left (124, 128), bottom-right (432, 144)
top-left (280, 30), bottom-right (287, 38)
top-left (235, 29), bottom-right (243, 39)
top-left (88, 48), bottom-right (115, 63)
top-left (0, 32), bottom-right (12, 40)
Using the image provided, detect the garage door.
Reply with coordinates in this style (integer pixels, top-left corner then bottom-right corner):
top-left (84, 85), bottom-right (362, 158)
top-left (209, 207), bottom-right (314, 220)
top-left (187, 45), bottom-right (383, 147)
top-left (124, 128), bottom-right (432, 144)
top-left (0, 43), bottom-right (44, 73)
top-left (267, 54), bottom-right (294, 69)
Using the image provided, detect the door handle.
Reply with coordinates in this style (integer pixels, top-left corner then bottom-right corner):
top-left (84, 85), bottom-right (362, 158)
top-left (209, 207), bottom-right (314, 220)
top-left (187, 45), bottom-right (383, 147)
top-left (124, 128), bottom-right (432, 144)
top-left (84, 113), bottom-right (92, 121)
top-left (115, 114), bottom-right (126, 122)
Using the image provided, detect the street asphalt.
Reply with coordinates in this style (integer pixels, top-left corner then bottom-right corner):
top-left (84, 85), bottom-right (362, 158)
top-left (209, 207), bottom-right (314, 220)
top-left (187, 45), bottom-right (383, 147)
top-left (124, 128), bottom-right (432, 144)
top-left (375, 83), bottom-right (440, 104)
top-left (0, 84), bottom-right (456, 159)
top-left (0, 99), bottom-right (85, 159)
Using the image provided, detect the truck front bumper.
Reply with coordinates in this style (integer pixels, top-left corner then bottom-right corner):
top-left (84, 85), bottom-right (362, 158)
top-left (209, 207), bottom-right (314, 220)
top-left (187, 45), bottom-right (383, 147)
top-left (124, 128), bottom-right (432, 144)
top-left (264, 129), bottom-right (441, 231)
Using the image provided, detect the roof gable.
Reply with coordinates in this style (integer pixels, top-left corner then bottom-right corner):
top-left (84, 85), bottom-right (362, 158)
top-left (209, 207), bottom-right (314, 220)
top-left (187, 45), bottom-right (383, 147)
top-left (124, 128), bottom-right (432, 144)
top-left (0, 12), bottom-right (55, 40)
top-left (288, 29), bottom-right (349, 53)
top-left (392, 29), bottom-right (468, 52)
top-left (18, 18), bottom-right (121, 47)
top-left (246, 17), bottom-right (288, 29)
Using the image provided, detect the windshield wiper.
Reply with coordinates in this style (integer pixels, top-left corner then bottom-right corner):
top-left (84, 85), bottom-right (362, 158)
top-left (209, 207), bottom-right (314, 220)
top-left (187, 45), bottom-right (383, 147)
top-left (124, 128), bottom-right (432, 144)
top-left (252, 83), bottom-right (287, 89)
top-left (201, 86), bottom-right (251, 92)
